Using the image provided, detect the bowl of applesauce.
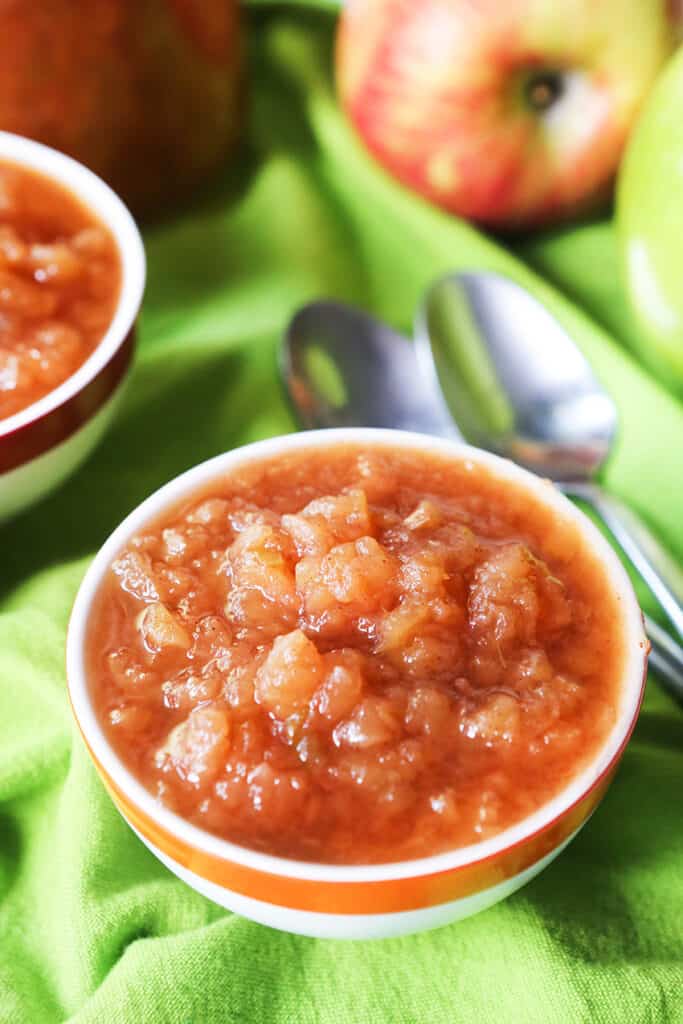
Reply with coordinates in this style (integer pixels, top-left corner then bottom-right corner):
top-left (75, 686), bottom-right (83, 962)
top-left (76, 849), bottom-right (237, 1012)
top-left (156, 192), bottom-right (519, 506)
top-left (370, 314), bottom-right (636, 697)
top-left (0, 131), bottom-right (145, 521)
top-left (67, 428), bottom-right (648, 939)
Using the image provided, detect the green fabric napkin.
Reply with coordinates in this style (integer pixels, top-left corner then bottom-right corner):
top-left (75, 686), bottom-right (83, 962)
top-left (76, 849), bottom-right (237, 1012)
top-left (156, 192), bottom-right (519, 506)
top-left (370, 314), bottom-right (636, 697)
top-left (1, 9), bottom-right (682, 1023)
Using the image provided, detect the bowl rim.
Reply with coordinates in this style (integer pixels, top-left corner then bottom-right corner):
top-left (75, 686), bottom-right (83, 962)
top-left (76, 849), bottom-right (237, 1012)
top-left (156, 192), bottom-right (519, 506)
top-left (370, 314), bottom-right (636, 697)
top-left (0, 130), bottom-right (146, 439)
top-left (67, 427), bottom-right (648, 884)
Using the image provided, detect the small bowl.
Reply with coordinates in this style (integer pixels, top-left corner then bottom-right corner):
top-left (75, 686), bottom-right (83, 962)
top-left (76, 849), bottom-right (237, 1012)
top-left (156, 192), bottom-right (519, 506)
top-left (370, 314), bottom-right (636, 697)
top-left (67, 428), bottom-right (648, 940)
top-left (0, 131), bottom-right (145, 521)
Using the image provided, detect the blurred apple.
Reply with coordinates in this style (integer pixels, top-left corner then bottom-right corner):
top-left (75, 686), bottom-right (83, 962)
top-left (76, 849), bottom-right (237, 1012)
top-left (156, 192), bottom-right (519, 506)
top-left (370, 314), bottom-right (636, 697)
top-left (618, 46), bottom-right (683, 388)
top-left (0, 0), bottom-right (243, 216)
top-left (336, 0), bottom-right (678, 230)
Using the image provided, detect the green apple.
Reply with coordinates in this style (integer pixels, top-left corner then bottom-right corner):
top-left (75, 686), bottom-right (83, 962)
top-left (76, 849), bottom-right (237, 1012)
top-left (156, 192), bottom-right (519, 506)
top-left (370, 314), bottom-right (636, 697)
top-left (618, 46), bottom-right (683, 388)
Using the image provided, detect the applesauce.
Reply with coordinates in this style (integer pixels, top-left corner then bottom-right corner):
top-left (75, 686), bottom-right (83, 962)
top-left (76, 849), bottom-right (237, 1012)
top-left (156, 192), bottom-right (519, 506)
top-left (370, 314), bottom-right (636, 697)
top-left (87, 444), bottom-right (624, 864)
top-left (0, 160), bottom-right (120, 421)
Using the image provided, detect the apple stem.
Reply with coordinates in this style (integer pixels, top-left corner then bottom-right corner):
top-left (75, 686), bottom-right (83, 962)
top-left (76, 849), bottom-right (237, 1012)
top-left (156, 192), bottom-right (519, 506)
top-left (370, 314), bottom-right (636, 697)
top-left (525, 71), bottom-right (564, 112)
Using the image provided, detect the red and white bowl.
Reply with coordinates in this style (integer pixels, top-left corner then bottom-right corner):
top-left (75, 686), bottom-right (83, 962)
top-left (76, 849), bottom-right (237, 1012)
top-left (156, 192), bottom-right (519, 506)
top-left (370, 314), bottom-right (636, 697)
top-left (0, 131), bottom-right (145, 521)
top-left (67, 429), bottom-right (648, 939)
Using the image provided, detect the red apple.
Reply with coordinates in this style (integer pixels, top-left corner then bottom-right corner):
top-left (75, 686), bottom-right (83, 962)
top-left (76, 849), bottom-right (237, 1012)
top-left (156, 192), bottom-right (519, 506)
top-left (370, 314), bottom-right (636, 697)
top-left (336, 0), bottom-right (679, 230)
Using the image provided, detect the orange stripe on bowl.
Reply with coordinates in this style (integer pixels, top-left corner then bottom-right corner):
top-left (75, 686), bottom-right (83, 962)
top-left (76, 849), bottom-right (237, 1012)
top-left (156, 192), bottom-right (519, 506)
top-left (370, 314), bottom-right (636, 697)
top-left (70, 609), bottom-right (646, 916)
top-left (88, 739), bottom-right (614, 915)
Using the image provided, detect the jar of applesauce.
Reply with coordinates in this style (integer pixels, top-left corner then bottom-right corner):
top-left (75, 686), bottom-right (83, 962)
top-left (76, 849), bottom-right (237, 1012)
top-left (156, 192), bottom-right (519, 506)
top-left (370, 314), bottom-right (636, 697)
top-left (0, 0), bottom-right (243, 216)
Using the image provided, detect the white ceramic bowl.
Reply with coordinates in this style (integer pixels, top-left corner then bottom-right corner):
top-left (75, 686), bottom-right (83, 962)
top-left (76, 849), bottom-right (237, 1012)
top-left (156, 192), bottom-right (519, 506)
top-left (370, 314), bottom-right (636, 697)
top-left (67, 429), bottom-right (648, 940)
top-left (0, 131), bottom-right (145, 521)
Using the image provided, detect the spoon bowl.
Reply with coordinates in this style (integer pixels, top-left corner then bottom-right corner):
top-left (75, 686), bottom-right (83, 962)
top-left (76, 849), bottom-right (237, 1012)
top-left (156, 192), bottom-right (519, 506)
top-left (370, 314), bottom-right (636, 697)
top-left (415, 271), bottom-right (617, 481)
top-left (283, 300), bottom-right (454, 437)
top-left (415, 271), bottom-right (683, 643)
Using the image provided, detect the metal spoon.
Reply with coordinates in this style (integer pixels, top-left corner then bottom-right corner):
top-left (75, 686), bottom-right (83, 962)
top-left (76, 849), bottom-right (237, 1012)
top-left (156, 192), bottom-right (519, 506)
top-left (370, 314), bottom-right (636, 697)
top-left (282, 300), bottom-right (455, 436)
top-left (416, 271), bottom-right (683, 643)
top-left (282, 295), bottom-right (683, 701)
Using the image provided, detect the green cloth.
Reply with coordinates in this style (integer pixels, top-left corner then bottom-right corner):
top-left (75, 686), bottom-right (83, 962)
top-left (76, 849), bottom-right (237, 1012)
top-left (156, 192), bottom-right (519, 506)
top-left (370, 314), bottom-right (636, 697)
top-left (1, 9), bottom-right (682, 1022)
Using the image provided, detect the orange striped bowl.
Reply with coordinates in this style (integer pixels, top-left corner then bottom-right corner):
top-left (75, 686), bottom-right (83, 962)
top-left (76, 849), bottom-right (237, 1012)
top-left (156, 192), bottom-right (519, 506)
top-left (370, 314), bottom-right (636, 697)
top-left (0, 131), bottom-right (145, 522)
top-left (66, 429), bottom-right (648, 939)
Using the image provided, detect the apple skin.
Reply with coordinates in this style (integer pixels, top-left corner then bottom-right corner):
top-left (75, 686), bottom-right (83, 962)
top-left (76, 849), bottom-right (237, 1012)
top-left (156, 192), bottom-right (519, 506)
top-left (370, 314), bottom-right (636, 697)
top-left (336, 0), bottom-right (677, 230)
top-left (617, 46), bottom-right (683, 389)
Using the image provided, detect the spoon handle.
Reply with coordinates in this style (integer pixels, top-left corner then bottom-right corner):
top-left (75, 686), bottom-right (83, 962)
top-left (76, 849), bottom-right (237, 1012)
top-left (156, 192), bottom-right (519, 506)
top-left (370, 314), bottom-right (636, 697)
top-left (645, 613), bottom-right (683, 704)
top-left (564, 482), bottom-right (683, 641)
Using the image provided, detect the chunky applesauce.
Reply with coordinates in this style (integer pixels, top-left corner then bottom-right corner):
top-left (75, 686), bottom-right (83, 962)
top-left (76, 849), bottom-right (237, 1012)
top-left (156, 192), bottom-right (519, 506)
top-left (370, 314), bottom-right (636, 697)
top-left (0, 161), bottom-right (121, 421)
top-left (88, 445), bottom-right (624, 864)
